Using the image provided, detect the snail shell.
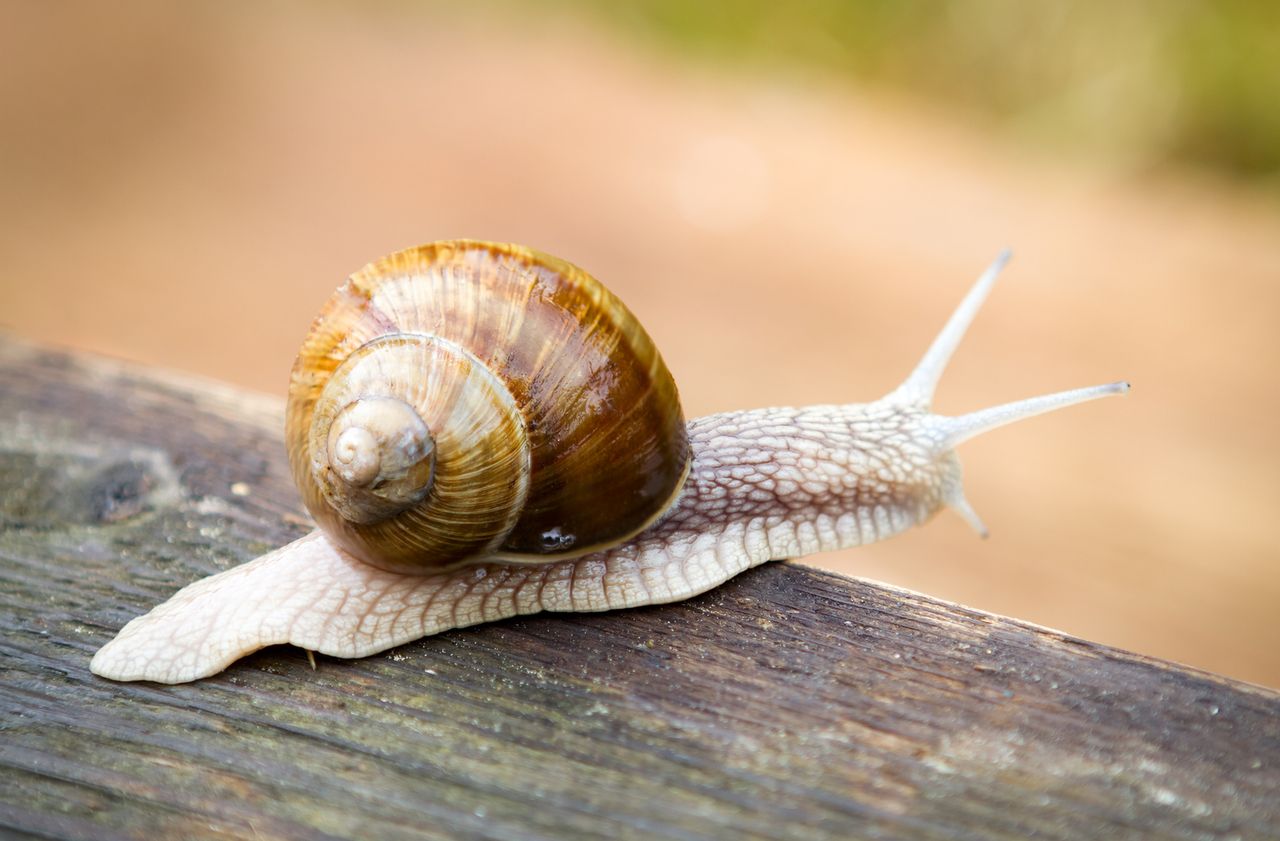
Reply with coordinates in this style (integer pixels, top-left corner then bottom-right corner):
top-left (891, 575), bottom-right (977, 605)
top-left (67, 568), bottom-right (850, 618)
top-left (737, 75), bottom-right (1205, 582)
top-left (285, 241), bottom-right (690, 573)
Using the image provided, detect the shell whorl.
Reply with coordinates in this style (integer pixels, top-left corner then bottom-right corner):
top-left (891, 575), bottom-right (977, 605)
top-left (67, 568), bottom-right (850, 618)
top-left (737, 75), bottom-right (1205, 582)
top-left (286, 241), bottom-right (690, 573)
top-left (303, 333), bottom-right (531, 570)
top-left (323, 396), bottom-right (436, 519)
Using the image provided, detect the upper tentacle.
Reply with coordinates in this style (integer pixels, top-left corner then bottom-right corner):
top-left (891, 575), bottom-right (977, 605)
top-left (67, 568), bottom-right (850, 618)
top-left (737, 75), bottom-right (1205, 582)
top-left (885, 249), bottom-right (1010, 409)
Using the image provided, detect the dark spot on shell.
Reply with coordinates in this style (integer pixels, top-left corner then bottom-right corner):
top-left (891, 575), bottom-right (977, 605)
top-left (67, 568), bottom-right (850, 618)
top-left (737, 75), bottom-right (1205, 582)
top-left (539, 527), bottom-right (576, 551)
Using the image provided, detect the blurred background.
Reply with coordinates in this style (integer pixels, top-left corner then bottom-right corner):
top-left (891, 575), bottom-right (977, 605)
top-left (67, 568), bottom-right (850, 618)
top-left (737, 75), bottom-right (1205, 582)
top-left (2, 1), bottom-right (1278, 686)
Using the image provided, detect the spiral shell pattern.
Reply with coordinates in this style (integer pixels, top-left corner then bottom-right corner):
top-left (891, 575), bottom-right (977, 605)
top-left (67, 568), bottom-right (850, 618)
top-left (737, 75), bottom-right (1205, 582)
top-left (286, 241), bottom-right (689, 573)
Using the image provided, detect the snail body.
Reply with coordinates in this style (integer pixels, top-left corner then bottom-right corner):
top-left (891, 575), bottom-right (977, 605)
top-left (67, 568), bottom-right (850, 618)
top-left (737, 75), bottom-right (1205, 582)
top-left (92, 242), bottom-right (1128, 683)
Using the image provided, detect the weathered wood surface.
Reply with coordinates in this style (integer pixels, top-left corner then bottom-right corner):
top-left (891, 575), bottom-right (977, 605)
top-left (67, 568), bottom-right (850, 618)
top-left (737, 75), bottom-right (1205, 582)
top-left (0, 335), bottom-right (1277, 841)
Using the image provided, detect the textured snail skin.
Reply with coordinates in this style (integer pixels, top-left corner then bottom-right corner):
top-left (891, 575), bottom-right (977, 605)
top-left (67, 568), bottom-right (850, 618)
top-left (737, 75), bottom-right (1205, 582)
top-left (91, 251), bottom-right (1128, 683)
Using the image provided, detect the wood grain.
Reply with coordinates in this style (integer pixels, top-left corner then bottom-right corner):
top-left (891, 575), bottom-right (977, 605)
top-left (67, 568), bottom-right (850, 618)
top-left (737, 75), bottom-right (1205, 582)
top-left (1, 336), bottom-right (1276, 841)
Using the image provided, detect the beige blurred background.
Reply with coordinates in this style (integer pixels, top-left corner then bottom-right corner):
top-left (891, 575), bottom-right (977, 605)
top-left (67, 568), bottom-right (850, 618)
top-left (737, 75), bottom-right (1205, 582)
top-left (2, 2), bottom-right (1278, 687)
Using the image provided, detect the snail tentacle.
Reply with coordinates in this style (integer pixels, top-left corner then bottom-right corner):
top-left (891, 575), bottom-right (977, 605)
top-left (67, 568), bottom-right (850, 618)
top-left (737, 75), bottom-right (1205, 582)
top-left (887, 248), bottom-right (1010, 409)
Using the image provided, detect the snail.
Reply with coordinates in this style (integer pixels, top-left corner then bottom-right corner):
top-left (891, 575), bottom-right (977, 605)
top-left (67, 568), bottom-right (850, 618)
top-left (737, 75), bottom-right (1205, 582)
top-left (91, 240), bottom-right (1128, 684)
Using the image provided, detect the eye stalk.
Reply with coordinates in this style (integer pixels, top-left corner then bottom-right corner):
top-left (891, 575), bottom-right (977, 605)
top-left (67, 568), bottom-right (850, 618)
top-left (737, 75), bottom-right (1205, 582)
top-left (880, 250), bottom-right (1130, 537)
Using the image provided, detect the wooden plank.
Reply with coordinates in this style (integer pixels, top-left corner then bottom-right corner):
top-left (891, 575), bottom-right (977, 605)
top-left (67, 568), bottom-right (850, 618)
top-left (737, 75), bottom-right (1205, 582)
top-left (0, 335), bottom-right (1277, 841)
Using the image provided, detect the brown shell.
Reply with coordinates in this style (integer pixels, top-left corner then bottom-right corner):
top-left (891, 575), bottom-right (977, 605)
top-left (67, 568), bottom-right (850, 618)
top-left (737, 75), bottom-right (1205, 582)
top-left (286, 240), bottom-right (690, 573)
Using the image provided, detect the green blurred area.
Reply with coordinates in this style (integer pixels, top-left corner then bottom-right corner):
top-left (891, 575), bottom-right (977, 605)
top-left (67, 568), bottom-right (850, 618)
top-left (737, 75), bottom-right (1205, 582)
top-left (534, 0), bottom-right (1280, 185)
